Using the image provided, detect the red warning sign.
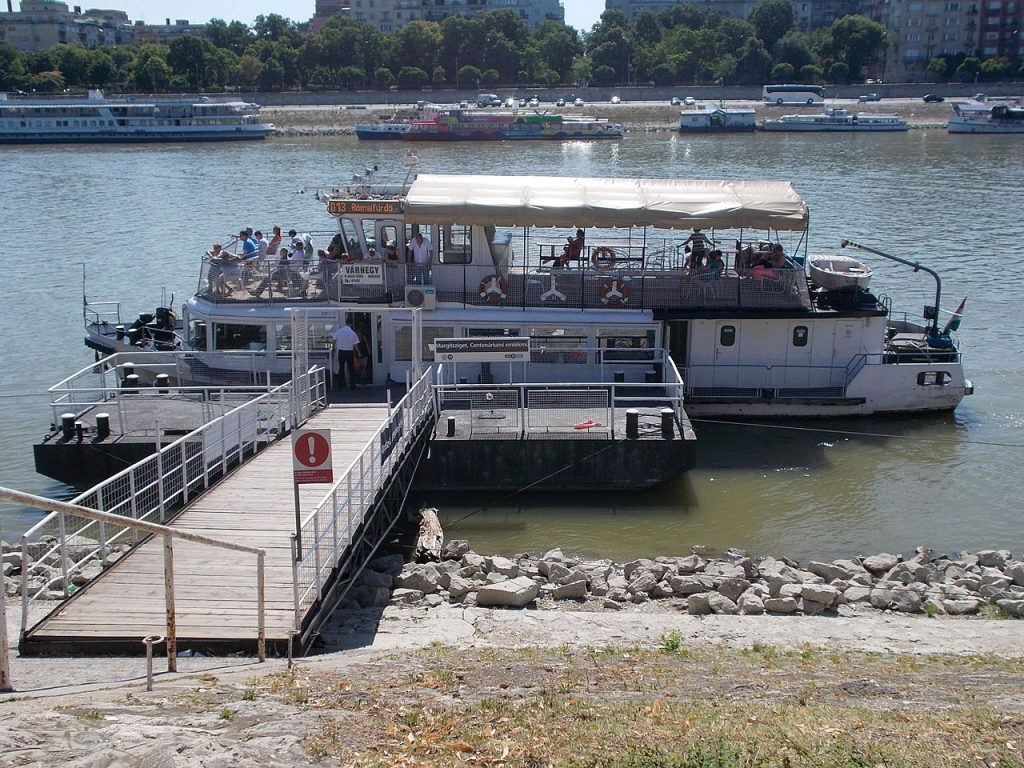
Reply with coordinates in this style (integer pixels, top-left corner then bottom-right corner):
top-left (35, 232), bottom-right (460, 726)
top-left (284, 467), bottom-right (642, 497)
top-left (292, 429), bottom-right (334, 484)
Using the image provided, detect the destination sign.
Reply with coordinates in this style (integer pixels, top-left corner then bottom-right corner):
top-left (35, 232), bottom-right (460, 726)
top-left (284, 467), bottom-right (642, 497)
top-left (341, 263), bottom-right (384, 285)
top-left (434, 337), bottom-right (531, 363)
top-left (327, 199), bottom-right (402, 216)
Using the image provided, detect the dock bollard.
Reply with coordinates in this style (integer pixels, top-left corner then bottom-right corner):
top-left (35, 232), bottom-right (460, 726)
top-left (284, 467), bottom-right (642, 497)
top-left (74, 421), bottom-right (84, 441)
top-left (120, 362), bottom-right (135, 383)
top-left (141, 635), bottom-right (165, 691)
top-left (96, 413), bottom-right (110, 439)
top-left (60, 413), bottom-right (76, 440)
top-left (626, 409), bottom-right (639, 439)
top-left (613, 370), bottom-right (625, 384)
top-left (123, 374), bottom-right (140, 394)
top-left (155, 373), bottom-right (170, 394)
top-left (447, 416), bottom-right (456, 437)
top-left (645, 369), bottom-right (658, 384)
top-left (115, 325), bottom-right (125, 341)
top-left (660, 408), bottom-right (675, 440)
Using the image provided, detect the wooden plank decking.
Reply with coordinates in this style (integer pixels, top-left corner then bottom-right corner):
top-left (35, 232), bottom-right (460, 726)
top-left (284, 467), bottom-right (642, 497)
top-left (23, 404), bottom-right (392, 655)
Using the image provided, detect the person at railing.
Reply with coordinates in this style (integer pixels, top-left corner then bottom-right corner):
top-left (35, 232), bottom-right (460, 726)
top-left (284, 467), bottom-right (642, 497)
top-left (384, 242), bottom-right (401, 265)
top-left (407, 230), bottom-right (433, 283)
top-left (267, 225), bottom-right (283, 256)
top-left (253, 230), bottom-right (270, 260)
top-left (248, 247), bottom-right (307, 298)
top-left (207, 243), bottom-right (243, 296)
top-left (682, 228), bottom-right (711, 269)
top-left (327, 232), bottom-right (346, 260)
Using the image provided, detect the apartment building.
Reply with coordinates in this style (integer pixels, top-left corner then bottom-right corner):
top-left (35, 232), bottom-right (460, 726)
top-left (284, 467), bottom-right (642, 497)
top-left (0, 0), bottom-right (133, 51)
top-left (314, 0), bottom-right (563, 33)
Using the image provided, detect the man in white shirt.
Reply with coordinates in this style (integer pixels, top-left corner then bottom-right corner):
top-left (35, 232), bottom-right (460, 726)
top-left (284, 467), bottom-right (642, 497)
top-left (254, 231), bottom-right (270, 259)
top-left (407, 231), bottom-right (433, 283)
top-left (331, 319), bottom-right (361, 390)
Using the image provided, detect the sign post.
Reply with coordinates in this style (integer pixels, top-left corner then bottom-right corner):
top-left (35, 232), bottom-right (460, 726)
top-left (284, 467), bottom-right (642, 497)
top-left (291, 428), bottom-right (333, 558)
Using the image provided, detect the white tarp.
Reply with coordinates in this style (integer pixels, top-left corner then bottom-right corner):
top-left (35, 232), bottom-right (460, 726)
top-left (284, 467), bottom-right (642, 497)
top-left (403, 174), bottom-right (808, 231)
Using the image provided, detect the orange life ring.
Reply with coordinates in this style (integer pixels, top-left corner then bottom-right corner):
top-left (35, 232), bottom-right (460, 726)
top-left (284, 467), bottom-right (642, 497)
top-left (600, 277), bottom-right (630, 307)
top-left (478, 274), bottom-right (508, 304)
top-left (592, 246), bottom-right (617, 270)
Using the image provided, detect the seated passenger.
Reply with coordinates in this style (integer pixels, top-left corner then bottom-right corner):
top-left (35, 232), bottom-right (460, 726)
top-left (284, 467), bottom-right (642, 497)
top-left (704, 249), bottom-right (724, 276)
top-left (556, 228), bottom-right (585, 268)
top-left (768, 243), bottom-right (786, 269)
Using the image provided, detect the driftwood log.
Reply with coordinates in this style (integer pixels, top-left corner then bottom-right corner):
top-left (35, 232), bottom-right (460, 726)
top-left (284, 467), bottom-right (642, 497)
top-left (414, 507), bottom-right (444, 562)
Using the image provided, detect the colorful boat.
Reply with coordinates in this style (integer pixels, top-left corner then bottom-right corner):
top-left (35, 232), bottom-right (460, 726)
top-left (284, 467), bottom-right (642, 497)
top-left (948, 99), bottom-right (1024, 134)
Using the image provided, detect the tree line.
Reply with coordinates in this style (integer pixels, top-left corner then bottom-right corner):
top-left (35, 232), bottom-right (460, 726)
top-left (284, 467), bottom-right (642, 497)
top-left (0, 2), bottom-right (1019, 94)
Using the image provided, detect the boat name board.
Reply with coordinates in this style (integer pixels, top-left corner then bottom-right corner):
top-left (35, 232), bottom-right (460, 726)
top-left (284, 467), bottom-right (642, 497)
top-left (292, 428), bottom-right (334, 484)
top-left (327, 199), bottom-right (402, 216)
top-left (434, 337), bottom-right (531, 362)
top-left (380, 406), bottom-right (405, 463)
top-left (341, 263), bottom-right (385, 285)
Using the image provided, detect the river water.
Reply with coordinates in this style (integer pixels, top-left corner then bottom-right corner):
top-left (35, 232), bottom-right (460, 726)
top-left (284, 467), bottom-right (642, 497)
top-left (1, 131), bottom-right (1022, 561)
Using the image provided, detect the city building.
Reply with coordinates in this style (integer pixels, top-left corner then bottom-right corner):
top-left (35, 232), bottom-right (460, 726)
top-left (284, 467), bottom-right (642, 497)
top-left (0, 0), bottom-right (133, 51)
top-left (871, 0), bottom-right (980, 82)
top-left (131, 17), bottom-right (206, 45)
top-left (313, 0), bottom-right (563, 33)
top-left (604, 0), bottom-right (754, 21)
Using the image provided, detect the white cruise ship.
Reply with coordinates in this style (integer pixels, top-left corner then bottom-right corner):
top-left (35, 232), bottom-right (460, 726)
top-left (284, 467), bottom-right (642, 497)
top-left (0, 89), bottom-right (274, 143)
top-left (760, 108), bottom-right (908, 132)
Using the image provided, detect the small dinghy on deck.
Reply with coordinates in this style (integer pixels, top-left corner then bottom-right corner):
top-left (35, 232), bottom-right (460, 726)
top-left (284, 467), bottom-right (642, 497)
top-left (809, 254), bottom-right (873, 290)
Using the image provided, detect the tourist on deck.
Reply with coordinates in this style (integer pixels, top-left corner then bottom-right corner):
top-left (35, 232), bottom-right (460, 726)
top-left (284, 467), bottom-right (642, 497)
top-left (384, 243), bottom-right (401, 265)
top-left (249, 247), bottom-right (306, 298)
top-left (558, 228), bottom-right (585, 268)
top-left (267, 225), bottom-right (283, 256)
top-left (682, 228), bottom-right (711, 269)
top-left (332, 318), bottom-right (361, 391)
top-left (254, 230), bottom-right (269, 260)
top-left (705, 249), bottom-right (725, 276)
top-left (239, 230), bottom-right (258, 259)
top-left (407, 230), bottom-right (433, 282)
top-left (327, 233), bottom-right (346, 260)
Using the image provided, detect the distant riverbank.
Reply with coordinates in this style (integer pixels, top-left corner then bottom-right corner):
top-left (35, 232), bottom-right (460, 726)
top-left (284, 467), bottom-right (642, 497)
top-left (264, 98), bottom-right (955, 136)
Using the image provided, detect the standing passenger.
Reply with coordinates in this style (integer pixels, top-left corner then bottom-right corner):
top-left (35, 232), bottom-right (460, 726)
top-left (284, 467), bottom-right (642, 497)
top-left (332, 318), bottom-right (361, 391)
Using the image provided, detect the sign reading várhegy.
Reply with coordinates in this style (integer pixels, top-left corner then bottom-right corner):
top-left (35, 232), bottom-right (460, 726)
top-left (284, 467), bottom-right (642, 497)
top-left (341, 263), bottom-right (384, 285)
top-left (292, 428), bottom-right (333, 484)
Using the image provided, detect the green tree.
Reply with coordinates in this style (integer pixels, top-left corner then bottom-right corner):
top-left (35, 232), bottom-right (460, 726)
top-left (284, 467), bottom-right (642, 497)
top-left (828, 15), bottom-right (885, 81)
top-left (432, 65), bottom-right (446, 86)
top-left (392, 22), bottom-right (441, 76)
top-left (168, 36), bottom-right (215, 89)
top-left (235, 54), bottom-right (263, 88)
top-left (928, 56), bottom-right (948, 81)
top-left (954, 56), bottom-right (980, 82)
top-left (258, 57), bottom-right (284, 90)
top-left (205, 19), bottom-right (253, 55)
top-left (770, 62), bottom-right (795, 81)
top-left (592, 63), bottom-right (616, 85)
top-left (374, 67), bottom-right (395, 88)
top-left (658, 3), bottom-right (708, 31)
top-left (132, 47), bottom-right (171, 91)
top-left (52, 44), bottom-right (92, 86)
top-left (979, 56), bottom-right (1010, 81)
top-left (827, 60), bottom-right (850, 83)
top-left (633, 11), bottom-right (663, 45)
top-left (397, 65), bottom-right (428, 89)
top-left (254, 13), bottom-right (299, 45)
top-left (480, 68), bottom-right (500, 85)
top-left (339, 65), bottom-right (366, 88)
top-left (772, 30), bottom-right (814, 71)
top-left (308, 65), bottom-right (336, 89)
top-left (749, 0), bottom-right (794, 50)
top-left (735, 38), bottom-right (772, 84)
top-left (456, 64), bottom-right (481, 88)
top-left (30, 70), bottom-right (65, 92)
top-left (650, 62), bottom-right (675, 85)
top-left (87, 50), bottom-right (116, 87)
top-left (534, 20), bottom-right (580, 84)
top-left (0, 43), bottom-right (27, 90)
top-left (800, 63), bottom-right (821, 82)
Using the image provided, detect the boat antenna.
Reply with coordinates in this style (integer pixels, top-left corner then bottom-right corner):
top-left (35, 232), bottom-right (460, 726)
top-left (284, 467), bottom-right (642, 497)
top-left (840, 239), bottom-right (942, 336)
top-left (401, 149), bottom-right (418, 193)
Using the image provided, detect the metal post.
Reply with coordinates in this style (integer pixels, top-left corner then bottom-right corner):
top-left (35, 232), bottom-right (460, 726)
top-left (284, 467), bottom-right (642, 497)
top-left (293, 483), bottom-right (303, 559)
top-left (163, 534), bottom-right (177, 672)
top-left (290, 534), bottom-right (302, 632)
top-left (142, 635), bottom-right (164, 691)
top-left (155, 425), bottom-right (165, 522)
top-left (313, 511), bottom-right (322, 594)
top-left (57, 512), bottom-right (70, 597)
top-left (0, 570), bottom-right (13, 691)
top-left (256, 550), bottom-right (266, 662)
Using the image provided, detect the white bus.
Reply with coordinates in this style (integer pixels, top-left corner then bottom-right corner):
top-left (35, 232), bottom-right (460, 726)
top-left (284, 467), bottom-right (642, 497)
top-left (762, 84), bottom-right (826, 106)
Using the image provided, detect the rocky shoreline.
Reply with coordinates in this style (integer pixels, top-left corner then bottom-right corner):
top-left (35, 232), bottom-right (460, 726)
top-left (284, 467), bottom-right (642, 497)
top-left (350, 540), bottom-right (1024, 619)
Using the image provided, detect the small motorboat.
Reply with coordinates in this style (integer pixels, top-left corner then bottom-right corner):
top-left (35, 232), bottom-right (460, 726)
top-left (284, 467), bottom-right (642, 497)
top-left (809, 254), bottom-right (873, 290)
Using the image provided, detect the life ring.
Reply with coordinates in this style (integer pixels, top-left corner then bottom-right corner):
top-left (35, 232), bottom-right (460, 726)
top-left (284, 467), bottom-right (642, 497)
top-left (600, 277), bottom-right (630, 307)
top-left (478, 274), bottom-right (508, 304)
top-left (592, 246), bottom-right (617, 270)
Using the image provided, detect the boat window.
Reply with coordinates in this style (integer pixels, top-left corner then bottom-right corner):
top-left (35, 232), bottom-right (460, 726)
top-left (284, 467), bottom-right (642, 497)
top-left (188, 320), bottom-right (207, 351)
top-left (439, 225), bottom-right (471, 264)
top-left (719, 325), bottom-right (736, 346)
top-left (394, 325), bottom-right (454, 361)
top-left (339, 219), bottom-right (360, 256)
top-left (379, 225), bottom-right (398, 254)
top-left (359, 219), bottom-right (377, 254)
top-left (792, 325), bottom-right (809, 347)
top-left (274, 322), bottom-right (334, 354)
top-left (917, 371), bottom-right (951, 386)
top-left (599, 327), bottom-right (656, 361)
top-left (213, 322), bottom-right (266, 352)
top-left (530, 327), bottom-right (587, 364)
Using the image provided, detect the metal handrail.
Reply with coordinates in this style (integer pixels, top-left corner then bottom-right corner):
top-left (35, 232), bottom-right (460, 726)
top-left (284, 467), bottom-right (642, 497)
top-left (1, 486), bottom-right (267, 680)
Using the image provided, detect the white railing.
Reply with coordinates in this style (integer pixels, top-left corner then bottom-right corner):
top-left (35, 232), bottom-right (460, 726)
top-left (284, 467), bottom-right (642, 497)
top-left (291, 368), bottom-right (436, 625)
top-left (19, 367), bottom-right (327, 637)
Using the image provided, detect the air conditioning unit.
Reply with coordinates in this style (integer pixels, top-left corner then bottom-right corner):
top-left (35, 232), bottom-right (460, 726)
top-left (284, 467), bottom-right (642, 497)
top-left (404, 285), bottom-right (436, 310)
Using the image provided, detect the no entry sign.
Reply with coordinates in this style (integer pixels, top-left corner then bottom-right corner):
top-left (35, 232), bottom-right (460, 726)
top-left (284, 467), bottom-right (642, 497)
top-left (292, 429), bottom-right (334, 484)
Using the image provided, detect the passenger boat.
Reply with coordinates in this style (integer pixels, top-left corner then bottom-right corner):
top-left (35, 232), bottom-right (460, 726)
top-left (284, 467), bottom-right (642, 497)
top-left (808, 254), bottom-right (873, 290)
top-left (354, 121), bottom-right (410, 140)
top-left (0, 89), bottom-right (274, 143)
top-left (948, 98), bottom-right (1024, 134)
top-left (678, 103), bottom-right (756, 133)
top-left (401, 104), bottom-right (623, 141)
top-left (759, 108), bottom-right (908, 132)
top-left (84, 171), bottom-right (972, 418)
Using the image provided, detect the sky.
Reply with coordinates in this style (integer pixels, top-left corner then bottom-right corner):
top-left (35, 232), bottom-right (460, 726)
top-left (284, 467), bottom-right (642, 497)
top-left (95, 0), bottom-right (604, 32)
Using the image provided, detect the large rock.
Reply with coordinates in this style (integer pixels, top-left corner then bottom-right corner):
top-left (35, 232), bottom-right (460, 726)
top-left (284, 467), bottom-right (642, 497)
top-left (863, 553), bottom-right (900, 573)
top-left (542, 561), bottom-right (572, 583)
top-left (976, 550), bottom-right (1007, 569)
top-left (737, 591), bottom-right (765, 615)
top-left (1005, 561), bottom-right (1024, 587)
top-left (485, 556), bottom-right (520, 577)
top-left (705, 561), bottom-right (746, 582)
top-left (764, 597), bottom-right (799, 614)
top-left (807, 561), bottom-right (854, 582)
top-left (708, 593), bottom-right (739, 615)
top-left (394, 564), bottom-right (442, 593)
top-left (891, 589), bottom-right (924, 613)
top-left (368, 553), bottom-right (405, 575)
top-left (550, 579), bottom-right (588, 600)
top-left (942, 597), bottom-right (981, 615)
top-left (869, 588), bottom-right (893, 609)
top-left (669, 574), bottom-right (714, 595)
top-left (442, 539), bottom-right (471, 560)
top-left (687, 593), bottom-right (712, 615)
top-left (676, 554), bottom-right (706, 574)
top-left (627, 570), bottom-right (659, 595)
top-left (447, 574), bottom-right (473, 599)
top-left (476, 576), bottom-right (539, 608)
top-left (995, 599), bottom-right (1024, 618)
top-left (801, 584), bottom-right (840, 607)
top-left (359, 569), bottom-right (395, 589)
top-left (389, 587), bottom-right (424, 605)
top-left (843, 586), bottom-right (872, 604)
top-left (717, 577), bottom-right (750, 603)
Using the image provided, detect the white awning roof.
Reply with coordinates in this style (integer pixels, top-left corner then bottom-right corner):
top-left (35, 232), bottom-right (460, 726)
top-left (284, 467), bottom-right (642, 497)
top-left (403, 174), bottom-right (808, 231)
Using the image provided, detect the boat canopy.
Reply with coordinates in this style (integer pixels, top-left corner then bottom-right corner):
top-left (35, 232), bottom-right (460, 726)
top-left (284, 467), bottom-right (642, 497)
top-left (403, 174), bottom-right (809, 231)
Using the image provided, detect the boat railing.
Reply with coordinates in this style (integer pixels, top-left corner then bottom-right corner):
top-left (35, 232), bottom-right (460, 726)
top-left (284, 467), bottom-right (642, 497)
top-left (84, 300), bottom-right (123, 329)
top-left (681, 362), bottom-right (849, 401)
top-left (195, 258), bottom-right (813, 313)
top-left (431, 347), bottom-right (684, 439)
top-left (19, 366), bottom-right (327, 640)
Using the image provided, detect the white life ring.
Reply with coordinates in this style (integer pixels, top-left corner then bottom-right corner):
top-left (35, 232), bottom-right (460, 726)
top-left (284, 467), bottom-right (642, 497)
top-left (479, 274), bottom-right (508, 304)
top-left (600, 277), bottom-right (630, 307)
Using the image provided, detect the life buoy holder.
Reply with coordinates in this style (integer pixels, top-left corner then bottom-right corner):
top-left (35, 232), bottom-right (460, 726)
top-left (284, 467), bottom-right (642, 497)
top-left (600, 277), bottom-right (630, 307)
top-left (479, 274), bottom-right (508, 304)
top-left (592, 246), bottom-right (617, 270)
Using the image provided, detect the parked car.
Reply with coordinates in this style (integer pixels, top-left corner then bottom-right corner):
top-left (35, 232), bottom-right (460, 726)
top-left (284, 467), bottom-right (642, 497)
top-left (573, 97), bottom-right (585, 107)
top-left (858, 93), bottom-right (882, 102)
top-left (683, 96), bottom-right (696, 106)
top-left (504, 96), bottom-right (516, 108)
top-left (922, 94), bottom-right (945, 103)
top-left (610, 95), bottom-right (621, 104)
top-left (556, 97), bottom-right (566, 107)
top-left (475, 93), bottom-right (501, 107)
top-left (528, 97), bottom-right (540, 107)
top-left (670, 96), bottom-right (681, 106)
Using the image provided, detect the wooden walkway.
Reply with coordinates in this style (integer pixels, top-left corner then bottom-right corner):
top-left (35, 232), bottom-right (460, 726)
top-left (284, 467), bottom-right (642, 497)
top-left (23, 404), bottom-right (393, 656)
